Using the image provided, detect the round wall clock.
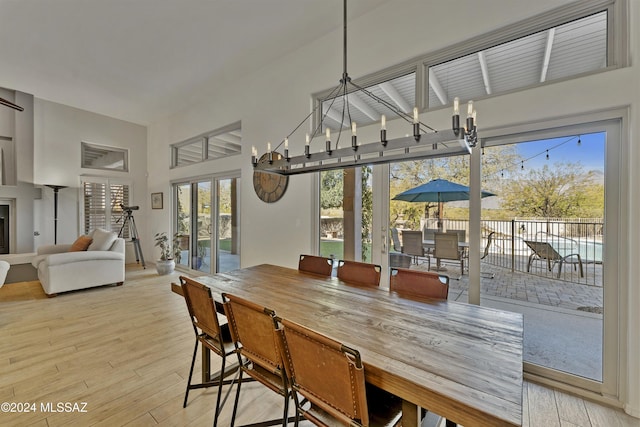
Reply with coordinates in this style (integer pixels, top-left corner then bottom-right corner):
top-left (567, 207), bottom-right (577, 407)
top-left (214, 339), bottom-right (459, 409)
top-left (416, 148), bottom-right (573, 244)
top-left (253, 152), bottom-right (289, 203)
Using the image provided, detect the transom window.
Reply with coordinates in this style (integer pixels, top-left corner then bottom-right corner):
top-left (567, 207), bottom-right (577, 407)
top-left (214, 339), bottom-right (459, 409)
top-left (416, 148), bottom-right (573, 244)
top-left (317, 3), bottom-right (612, 131)
top-left (171, 122), bottom-right (242, 167)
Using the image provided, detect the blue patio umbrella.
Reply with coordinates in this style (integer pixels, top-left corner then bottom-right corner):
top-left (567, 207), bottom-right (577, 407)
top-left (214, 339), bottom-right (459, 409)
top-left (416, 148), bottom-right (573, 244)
top-left (393, 178), bottom-right (495, 224)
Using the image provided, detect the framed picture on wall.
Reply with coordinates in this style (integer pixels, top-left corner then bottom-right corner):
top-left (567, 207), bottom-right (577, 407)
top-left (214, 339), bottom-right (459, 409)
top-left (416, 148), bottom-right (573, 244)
top-left (151, 192), bottom-right (163, 209)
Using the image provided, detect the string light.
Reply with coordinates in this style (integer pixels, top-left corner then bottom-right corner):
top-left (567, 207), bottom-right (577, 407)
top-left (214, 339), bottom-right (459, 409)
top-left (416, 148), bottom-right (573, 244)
top-left (483, 134), bottom-right (583, 180)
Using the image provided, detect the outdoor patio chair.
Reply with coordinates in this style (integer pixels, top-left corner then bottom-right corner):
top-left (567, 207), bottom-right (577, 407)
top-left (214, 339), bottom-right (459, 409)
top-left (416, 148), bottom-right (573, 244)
top-left (336, 260), bottom-right (381, 287)
top-left (178, 276), bottom-right (238, 426)
top-left (298, 254), bottom-right (333, 276)
top-left (277, 317), bottom-right (402, 427)
top-left (524, 240), bottom-right (584, 278)
top-left (401, 230), bottom-right (430, 268)
top-left (433, 232), bottom-right (465, 276)
top-left (222, 293), bottom-right (294, 427)
top-left (390, 267), bottom-right (449, 300)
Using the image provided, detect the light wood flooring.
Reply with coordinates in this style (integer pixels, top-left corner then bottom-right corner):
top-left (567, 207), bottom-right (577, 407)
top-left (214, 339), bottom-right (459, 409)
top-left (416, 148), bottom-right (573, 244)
top-left (0, 265), bottom-right (637, 427)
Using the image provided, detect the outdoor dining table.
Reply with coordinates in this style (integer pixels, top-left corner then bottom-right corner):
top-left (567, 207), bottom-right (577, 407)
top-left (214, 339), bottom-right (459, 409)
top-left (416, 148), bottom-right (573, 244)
top-left (171, 263), bottom-right (523, 427)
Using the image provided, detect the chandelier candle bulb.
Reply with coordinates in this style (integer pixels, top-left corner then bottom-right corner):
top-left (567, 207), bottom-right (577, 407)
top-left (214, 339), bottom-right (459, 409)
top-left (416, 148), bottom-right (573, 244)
top-left (267, 142), bottom-right (273, 163)
top-left (453, 97), bottom-right (460, 115)
top-left (251, 146), bottom-right (257, 166)
top-left (325, 128), bottom-right (332, 154)
top-left (467, 100), bottom-right (474, 117)
top-left (305, 133), bottom-right (310, 158)
top-left (284, 138), bottom-right (289, 160)
top-left (351, 122), bottom-right (358, 150)
top-left (413, 107), bottom-right (421, 141)
top-left (380, 115), bottom-right (387, 146)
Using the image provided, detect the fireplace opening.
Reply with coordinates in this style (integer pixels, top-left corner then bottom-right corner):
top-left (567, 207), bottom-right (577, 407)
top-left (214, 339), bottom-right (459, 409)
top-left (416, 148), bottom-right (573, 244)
top-left (0, 205), bottom-right (9, 254)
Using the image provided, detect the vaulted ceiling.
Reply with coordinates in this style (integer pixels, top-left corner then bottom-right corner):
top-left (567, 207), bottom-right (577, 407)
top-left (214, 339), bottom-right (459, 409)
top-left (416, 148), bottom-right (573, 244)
top-left (0, 0), bottom-right (391, 125)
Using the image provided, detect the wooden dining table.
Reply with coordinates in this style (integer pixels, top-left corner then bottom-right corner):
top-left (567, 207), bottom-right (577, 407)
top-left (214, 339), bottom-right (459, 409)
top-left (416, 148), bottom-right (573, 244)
top-left (172, 264), bottom-right (523, 427)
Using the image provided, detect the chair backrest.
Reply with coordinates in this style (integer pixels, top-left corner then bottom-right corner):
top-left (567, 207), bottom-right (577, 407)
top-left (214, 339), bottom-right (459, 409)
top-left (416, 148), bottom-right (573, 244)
top-left (423, 227), bottom-right (438, 241)
top-left (336, 260), bottom-right (381, 287)
top-left (222, 293), bottom-right (284, 375)
top-left (401, 230), bottom-right (424, 257)
top-left (278, 317), bottom-right (369, 426)
top-left (179, 276), bottom-right (224, 346)
top-left (434, 232), bottom-right (461, 260)
top-left (389, 268), bottom-right (449, 300)
top-left (446, 229), bottom-right (466, 242)
top-left (390, 228), bottom-right (402, 251)
top-left (524, 240), bottom-right (562, 261)
top-left (298, 254), bottom-right (333, 276)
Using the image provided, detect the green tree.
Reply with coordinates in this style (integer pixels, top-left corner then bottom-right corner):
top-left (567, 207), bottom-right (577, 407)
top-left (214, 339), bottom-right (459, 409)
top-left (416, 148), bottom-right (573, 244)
top-left (320, 170), bottom-right (344, 210)
top-left (500, 162), bottom-right (598, 218)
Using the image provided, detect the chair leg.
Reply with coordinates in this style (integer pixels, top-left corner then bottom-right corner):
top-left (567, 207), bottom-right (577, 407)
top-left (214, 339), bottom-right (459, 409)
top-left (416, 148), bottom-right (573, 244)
top-left (281, 390), bottom-right (290, 427)
top-left (184, 339), bottom-right (199, 408)
top-left (527, 254), bottom-right (535, 272)
top-left (229, 359), bottom-right (243, 427)
top-left (212, 357), bottom-right (227, 427)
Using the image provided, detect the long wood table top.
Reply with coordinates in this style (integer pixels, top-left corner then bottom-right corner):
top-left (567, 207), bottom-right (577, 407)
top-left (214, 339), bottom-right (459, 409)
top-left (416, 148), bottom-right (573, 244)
top-left (173, 264), bottom-right (523, 427)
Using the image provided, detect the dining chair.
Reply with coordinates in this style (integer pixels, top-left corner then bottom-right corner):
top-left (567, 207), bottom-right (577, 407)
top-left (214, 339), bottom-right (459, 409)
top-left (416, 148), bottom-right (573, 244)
top-left (434, 232), bottom-right (465, 276)
top-left (222, 293), bottom-right (293, 427)
top-left (401, 230), bottom-right (430, 268)
top-left (336, 260), bottom-right (381, 287)
top-left (297, 254), bottom-right (333, 276)
top-left (389, 267), bottom-right (449, 300)
top-left (277, 317), bottom-right (403, 427)
top-left (178, 276), bottom-right (238, 427)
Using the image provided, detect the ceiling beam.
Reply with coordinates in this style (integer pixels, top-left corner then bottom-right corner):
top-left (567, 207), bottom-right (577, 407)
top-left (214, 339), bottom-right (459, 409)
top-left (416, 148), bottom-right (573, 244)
top-left (540, 28), bottom-right (556, 83)
top-left (428, 69), bottom-right (448, 106)
top-left (347, 92), bottom-right (380, 121)
top-left (477, 51), bottom-right (492, 95)
top-left (378, 82), bottom-right (411, 114)
top-left (325, 107), bottom-right (350, 129)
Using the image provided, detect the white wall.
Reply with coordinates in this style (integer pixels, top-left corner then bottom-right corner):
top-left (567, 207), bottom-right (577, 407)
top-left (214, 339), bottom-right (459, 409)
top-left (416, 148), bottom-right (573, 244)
top-left (146, 0), bottom-right (639, 415)
top-left (33, 99), bottom-right (147, 249)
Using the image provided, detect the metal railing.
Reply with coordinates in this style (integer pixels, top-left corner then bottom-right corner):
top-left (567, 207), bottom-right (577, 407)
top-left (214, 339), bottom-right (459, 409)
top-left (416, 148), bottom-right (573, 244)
top-left (419, 218), bottom-right (603, 287)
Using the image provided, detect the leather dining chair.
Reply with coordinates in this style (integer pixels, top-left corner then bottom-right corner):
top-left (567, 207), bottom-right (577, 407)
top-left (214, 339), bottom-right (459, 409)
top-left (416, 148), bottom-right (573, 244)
top-left (277, 317), bottom-right (402, 427)
top-left (178, 276), bottom-right (238, 427)
top-left (336, 260), bottom-right (382, 287)
top-left (389, 268), bottom-right (450, 300)
top-left (297, 254), bottom-right (333, 276)
top-left (222, 293), bottom-right (293, 427)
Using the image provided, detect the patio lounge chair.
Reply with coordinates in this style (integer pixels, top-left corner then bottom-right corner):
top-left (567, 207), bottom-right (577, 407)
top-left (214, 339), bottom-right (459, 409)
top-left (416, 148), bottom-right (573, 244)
top-left (524, 240), bottom-right (584, 278)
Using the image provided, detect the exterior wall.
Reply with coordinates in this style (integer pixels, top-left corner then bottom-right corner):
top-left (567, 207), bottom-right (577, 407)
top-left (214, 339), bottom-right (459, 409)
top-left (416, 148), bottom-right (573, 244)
top-left (146, 0), bottom-right (639, 414)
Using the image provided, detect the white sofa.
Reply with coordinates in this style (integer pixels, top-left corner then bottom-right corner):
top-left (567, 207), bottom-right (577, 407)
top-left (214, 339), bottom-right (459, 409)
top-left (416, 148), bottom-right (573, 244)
top-left (31, 237), bottom-right (125, 296)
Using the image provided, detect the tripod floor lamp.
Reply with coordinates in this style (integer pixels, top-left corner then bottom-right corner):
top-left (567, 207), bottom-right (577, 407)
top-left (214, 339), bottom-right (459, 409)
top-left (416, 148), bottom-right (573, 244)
top-left (45, 185), bottom-right (67, 244)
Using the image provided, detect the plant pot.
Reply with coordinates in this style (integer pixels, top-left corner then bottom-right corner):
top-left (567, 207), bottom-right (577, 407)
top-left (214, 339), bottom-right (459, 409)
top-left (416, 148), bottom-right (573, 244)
top-left (156, 259), bottom-right (175, 276)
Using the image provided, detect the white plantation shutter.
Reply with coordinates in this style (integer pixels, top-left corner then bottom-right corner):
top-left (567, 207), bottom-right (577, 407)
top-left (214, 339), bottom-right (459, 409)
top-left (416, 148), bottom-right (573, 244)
top-left (81, 178), bottom-right (131, 238)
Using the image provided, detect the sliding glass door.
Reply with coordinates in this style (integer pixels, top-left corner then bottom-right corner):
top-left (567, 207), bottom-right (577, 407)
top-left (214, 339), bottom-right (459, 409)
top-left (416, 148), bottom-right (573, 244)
top-left (173, 174), bottom-right (240, 273)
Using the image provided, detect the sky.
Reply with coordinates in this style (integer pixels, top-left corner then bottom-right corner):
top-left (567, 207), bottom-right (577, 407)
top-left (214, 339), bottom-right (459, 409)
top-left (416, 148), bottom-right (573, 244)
top-left (513, 132), bottom-right (605, 173)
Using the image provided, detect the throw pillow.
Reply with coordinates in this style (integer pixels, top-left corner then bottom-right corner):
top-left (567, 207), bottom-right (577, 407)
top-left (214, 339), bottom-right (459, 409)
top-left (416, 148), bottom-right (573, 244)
top-left (88, 228), bottom-right (117, 251)
top-left (68, 235), bottom-right (93, 252)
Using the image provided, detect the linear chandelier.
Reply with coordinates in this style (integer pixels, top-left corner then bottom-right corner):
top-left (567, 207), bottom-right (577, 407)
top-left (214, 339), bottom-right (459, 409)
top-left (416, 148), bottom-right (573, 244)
top-left (252, 0), bottom-right (478, 176)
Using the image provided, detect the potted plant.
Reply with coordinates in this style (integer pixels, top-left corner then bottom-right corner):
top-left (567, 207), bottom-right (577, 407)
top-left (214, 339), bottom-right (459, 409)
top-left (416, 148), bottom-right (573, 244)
top-left (154, 232), bottom-right (175, 275)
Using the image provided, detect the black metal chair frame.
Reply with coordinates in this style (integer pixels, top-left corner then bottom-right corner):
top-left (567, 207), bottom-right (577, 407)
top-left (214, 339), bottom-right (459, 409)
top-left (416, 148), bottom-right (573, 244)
top-left (179, 276), bottom-right (243, 427)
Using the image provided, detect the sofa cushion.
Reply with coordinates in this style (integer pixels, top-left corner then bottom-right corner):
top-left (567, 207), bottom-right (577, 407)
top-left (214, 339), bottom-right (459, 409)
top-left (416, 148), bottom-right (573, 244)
top-left (88, 229), bottom-right (117, 251)
top-left (69, 235), bottom-right (93, 252)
